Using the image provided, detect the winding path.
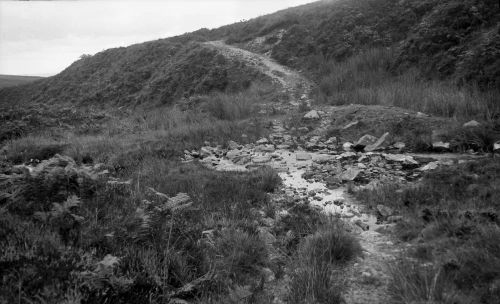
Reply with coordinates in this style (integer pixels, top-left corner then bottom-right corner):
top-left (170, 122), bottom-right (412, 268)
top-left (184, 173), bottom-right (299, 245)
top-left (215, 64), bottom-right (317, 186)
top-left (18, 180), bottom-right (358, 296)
top-left (204, 41), bottom-right (312, 105)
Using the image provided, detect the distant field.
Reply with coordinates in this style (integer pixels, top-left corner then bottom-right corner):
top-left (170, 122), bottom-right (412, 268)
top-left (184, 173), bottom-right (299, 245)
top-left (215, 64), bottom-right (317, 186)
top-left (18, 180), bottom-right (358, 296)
top-left (0, 74), bottom-right (44, 88)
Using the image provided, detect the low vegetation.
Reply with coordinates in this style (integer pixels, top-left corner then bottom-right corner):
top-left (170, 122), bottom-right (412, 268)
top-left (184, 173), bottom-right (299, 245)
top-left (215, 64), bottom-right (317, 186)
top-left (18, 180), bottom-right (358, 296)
top-left (355, 158), bottom-right (500, 303)
top-left (313, 47), bottom-right (500, 120)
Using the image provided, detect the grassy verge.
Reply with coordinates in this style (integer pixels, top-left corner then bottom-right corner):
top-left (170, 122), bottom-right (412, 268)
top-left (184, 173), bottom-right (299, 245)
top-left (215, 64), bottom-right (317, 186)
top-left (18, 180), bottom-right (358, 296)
top-left (354, 158), bottom-right (500, 303)
top-left (313, 48), bottom-right (500, 120)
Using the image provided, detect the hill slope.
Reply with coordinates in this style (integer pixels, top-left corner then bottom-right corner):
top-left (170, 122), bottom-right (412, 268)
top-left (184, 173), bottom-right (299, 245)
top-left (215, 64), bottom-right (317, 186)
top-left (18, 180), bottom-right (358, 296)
top-left (0, 0), bottom-right (498, 107)
top-left (0, 75), bottom-right (44, 89)
top-left (0, 40), bottom-right (270, 107)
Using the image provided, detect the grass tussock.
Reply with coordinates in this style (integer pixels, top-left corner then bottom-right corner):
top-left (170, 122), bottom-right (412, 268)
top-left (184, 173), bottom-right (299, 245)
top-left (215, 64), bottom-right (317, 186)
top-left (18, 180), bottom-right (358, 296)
top-left (287, 220), bottom-right (361, 304)
top-left (313, 48), bottom-right (500, 120)
top-left (355, 158), bottom-right (500, 303)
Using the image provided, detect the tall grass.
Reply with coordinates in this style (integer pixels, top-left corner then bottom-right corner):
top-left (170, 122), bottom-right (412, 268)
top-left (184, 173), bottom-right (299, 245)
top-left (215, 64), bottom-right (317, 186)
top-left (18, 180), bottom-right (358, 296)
top-left (287, 220), bottom-right (361, 304)
top-left (314, 48), bottom-right (500, 120)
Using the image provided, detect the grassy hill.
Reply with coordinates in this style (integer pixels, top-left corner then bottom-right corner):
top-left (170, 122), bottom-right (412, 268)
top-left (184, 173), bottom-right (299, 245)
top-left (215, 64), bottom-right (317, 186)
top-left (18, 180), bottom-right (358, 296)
top-left (1, 0), bottom-right (499, 110)
top-left (0, 74), bottom-right (44, 89)
top-left (0, 41), bottom-right (267, 107)
top-left (214, 0), bottom-right (500, 89)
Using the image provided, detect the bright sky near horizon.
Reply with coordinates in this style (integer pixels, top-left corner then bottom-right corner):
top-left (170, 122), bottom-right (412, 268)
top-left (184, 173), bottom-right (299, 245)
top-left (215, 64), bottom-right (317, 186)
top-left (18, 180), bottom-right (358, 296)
top-left (0, 0), bottom-right (316, 76)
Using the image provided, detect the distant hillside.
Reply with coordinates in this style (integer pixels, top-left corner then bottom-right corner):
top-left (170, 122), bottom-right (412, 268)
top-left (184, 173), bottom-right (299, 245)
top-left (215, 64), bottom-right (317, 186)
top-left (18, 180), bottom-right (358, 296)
top-left (1, 0), bottom-right (498, 107)
top-left (0, 75), bottom-right (44, 89)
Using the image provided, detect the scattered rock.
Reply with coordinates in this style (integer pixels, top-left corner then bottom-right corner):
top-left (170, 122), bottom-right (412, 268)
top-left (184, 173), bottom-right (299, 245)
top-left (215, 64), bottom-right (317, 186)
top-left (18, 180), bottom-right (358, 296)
top-left (365, 132), bottom-right (390, 152)
top-left (255, 144), bottom-right (275, 152)
top-left (383, 154), bottom-right (419, 166)
top-left (432, 141), bottom-right (451, 152)
top-left (256, 138), bottom-right (269, 145)
top-left (296, 152), bottom-right (312, 161)
top-left (494, 142), bottom-right (500, 152)
top-left (304, 110), bottom-right (320, 120)
top-left (392, 142), bottom-right (406, 150)
top-left (463, 120), bottom-right (481, 128)
top-left (227, 140), bottom-right (240, 150)
top-left (200, 147), bottom-right (212, 158)
top-left (343, 120), bottom-right (359, 130)
top-left (339, 152), bottom-right (357, 160)
top-left (355, 220), bottom-right (369, 231)
top-left (377, 204), bottom-right (394, 218)
top-left (419, 161), bottom-right (439, 171)
top-left (343, 142), bottom-right (354, 151)
top-left (252, 155), bottom-right (271, 163)
top-left (340, 167), bottom-right (362, 181)
top-left (353, 134), bottom-right (378, 151)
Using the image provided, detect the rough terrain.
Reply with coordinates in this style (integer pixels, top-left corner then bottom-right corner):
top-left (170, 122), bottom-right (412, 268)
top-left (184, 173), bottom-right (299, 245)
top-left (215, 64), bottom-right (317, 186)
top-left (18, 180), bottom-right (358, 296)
top-left (183, 41), bottom-right (489, 303)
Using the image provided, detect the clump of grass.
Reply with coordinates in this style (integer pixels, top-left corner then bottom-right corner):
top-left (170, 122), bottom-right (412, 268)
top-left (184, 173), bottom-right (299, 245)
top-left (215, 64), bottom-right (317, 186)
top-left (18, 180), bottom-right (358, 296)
top-left (314, 48), bottom-right (500, 120)
top-left (388, 260), bottom-right (451, 304)
top-left (298, 221), bottom-right (362, 266)
top-left (287, 220), bottom-right (361, 304)
top-left (4, 134), bottom-right (67, 164)
top-left (443, 122), bottom-right (500, 152)
top-left (213, 228), bottom-right (269, 283)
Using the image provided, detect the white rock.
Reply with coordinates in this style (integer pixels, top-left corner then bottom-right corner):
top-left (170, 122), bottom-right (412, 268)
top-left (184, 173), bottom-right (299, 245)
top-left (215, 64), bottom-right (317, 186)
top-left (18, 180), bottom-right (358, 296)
top-left (343, 142), bottom-right (353, 151)
top-left (343, 121), bottom-right (359, 130)
top-left (463, 120), bottom-right (481, 128)
top-left (383, 154), bottom-right (418, 166)
top-left (340, 167), bottom-right (361, 181)
top-left (419, 161), bottom-right (439, 171)
top-left (365, 132), bottom-right (390, 152)
top-left (494, 142), bottom-right (500, 152)
top-left (304, 110), bottom-right (320, 120)
top-left (256, 138), bottom-right (269, 144)
top-left (354, 134), bottom-right (378, 149)
top-left (255, 144), bottom-right (275, 152)
top-left (432, 141), bottom-right (451, 151)
top-left (393, 142), bottom-right (406, 150)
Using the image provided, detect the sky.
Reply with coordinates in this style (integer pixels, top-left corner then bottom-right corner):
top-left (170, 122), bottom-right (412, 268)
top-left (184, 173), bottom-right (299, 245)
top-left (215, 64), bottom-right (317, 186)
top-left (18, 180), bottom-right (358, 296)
top-left (0, 0), bottom-right (316, 76)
